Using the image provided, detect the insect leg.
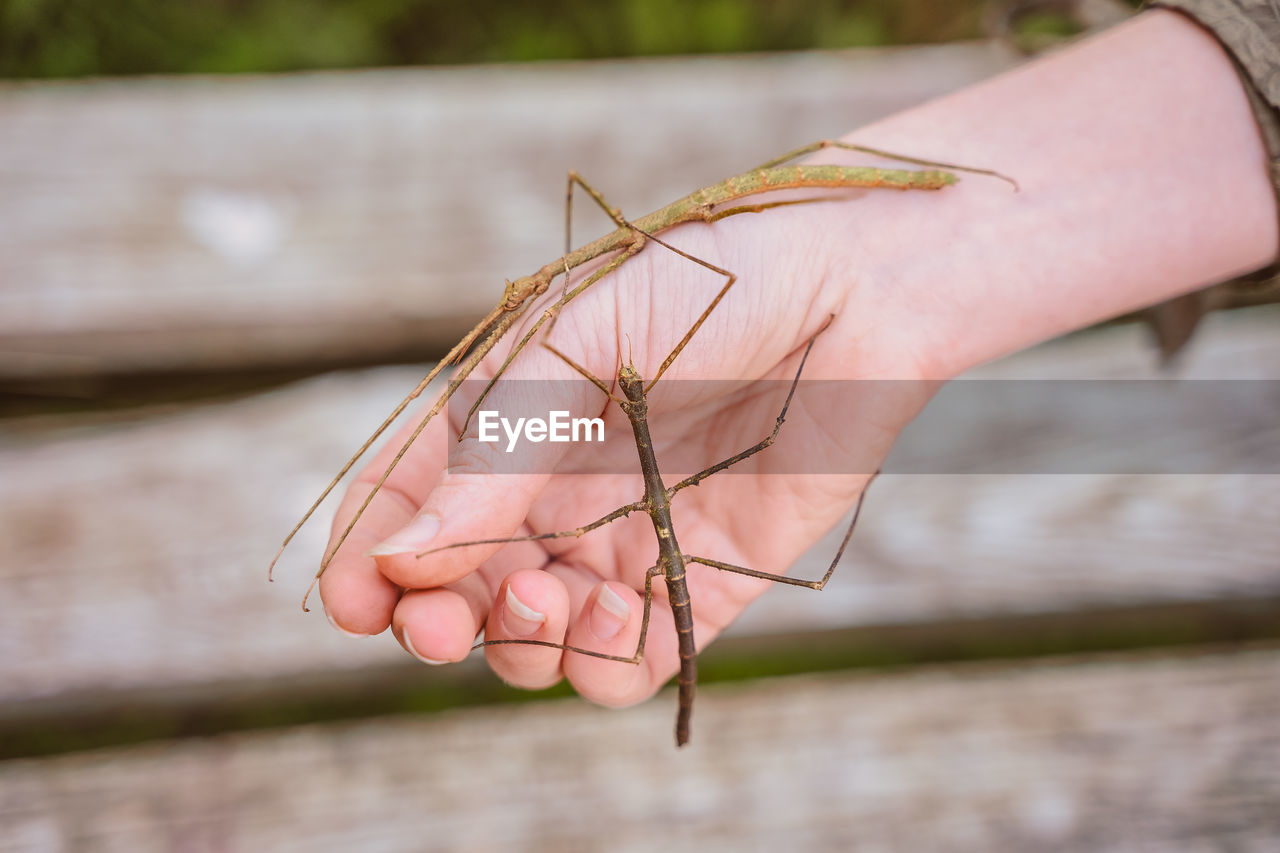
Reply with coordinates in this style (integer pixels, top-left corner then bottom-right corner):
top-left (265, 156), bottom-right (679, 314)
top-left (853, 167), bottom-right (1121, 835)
top-left (269, 303), bottom-right (509, 583)
top-left (685, 475), bottom-right (877, 591)
top-left (545, 170), bottom-right (645, 340)
top-left (460, 239), bottom-right (644, 436)
top-left (414, 498), bottom-right (644, 559)
top-left (299, 306), bottom-right (526, 611)
top-left (665, 315), bottom-right (832, 497)
top-left (475, 563), bottom-right (664, 664)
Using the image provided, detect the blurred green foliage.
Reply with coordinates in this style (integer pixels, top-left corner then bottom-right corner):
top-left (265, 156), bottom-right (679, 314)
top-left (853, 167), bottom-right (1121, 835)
top-left (0, 0), bottom-right (995, 79)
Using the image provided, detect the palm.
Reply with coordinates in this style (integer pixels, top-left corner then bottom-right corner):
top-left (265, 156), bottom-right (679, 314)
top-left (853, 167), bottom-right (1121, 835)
top-left (321, 207), bottom-right (926, 706)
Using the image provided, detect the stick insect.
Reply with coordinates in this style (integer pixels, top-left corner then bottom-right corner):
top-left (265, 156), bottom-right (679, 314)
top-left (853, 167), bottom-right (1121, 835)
top-left (266, 140), bottom-right (1016, 604)
top-left (419, 228), bottom-right (872, 744)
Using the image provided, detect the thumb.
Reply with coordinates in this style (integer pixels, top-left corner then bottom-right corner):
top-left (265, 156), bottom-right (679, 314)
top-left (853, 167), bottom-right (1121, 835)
top-left (370, 338), bottom-right (614, 589)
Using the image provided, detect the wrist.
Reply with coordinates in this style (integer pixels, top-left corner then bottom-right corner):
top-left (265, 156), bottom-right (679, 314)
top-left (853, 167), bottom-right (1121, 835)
top-left (825, 9), bottom-right (1277, 381)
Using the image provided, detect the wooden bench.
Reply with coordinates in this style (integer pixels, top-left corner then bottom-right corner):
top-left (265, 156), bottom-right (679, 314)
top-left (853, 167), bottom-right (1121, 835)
top-left (2, 40), bottom-right (1278, 848)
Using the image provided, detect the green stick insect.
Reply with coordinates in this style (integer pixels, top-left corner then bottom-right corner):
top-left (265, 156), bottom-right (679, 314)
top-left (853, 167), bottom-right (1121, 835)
top-left (268, 140), bottom-right (1016, 744)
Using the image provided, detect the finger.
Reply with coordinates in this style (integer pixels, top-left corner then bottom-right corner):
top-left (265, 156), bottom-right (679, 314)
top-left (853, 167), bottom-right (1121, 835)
top-left (393, 585), bottom-right (482, 665)
top-left (317, 480), bottom-right (404, 636)
top-left (563, 579), bottom-right (679, 708)
top-left (371, 339), bottom-right (614, 589)
top-left (479, 569), bottom-right (575, 690)
top-left (318, 404), bottom-right (451, 636)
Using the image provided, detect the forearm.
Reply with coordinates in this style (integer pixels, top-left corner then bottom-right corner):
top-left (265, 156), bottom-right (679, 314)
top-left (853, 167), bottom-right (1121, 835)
top-left (829, 9), bottom-right (1277, 379)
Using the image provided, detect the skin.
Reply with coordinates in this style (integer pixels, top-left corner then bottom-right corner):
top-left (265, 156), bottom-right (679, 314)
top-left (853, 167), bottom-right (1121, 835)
top-left (319, 10), bottom-right (1278, 710)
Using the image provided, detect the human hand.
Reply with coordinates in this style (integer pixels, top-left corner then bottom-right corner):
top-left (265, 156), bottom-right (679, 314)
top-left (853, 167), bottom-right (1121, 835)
top-left (318, 192), bottom-right (936, 705)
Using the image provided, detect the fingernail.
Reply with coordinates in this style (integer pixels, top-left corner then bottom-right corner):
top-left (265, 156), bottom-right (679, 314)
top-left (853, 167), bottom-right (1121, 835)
top-left (365, 513), bottom-right (441, 557)
top-left (326, 608), bottom-right (371, 638)
top-left (402, 629), bottom-right (450, 665)
top-left (502, 585), bottom-right (546, 638)
top-left (590, 584), bottom-right (630, 641)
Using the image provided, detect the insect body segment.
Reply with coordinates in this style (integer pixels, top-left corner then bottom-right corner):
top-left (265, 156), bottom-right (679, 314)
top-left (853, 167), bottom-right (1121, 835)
top-left (617, 363), bottom-right (698, 745)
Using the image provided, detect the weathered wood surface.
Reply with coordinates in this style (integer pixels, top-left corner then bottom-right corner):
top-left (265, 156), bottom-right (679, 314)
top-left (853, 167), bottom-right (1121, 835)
top-left (3, 649), bottom-right (1277, 851)
top-left (0, 43), bottom-right (1021, 380)
top-left (2, 307), bottom-right (1278, 706)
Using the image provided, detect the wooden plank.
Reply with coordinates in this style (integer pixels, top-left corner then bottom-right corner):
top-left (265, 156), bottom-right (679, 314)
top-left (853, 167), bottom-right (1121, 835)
top-left (2, 649), bottom-right (1277, 850)
top-left (0, 43), bottom-right (1021, 379)
top-left (1, 307), bottom-right (1278, 705)
top-left (4, 597), bottom-right (1277, 762)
